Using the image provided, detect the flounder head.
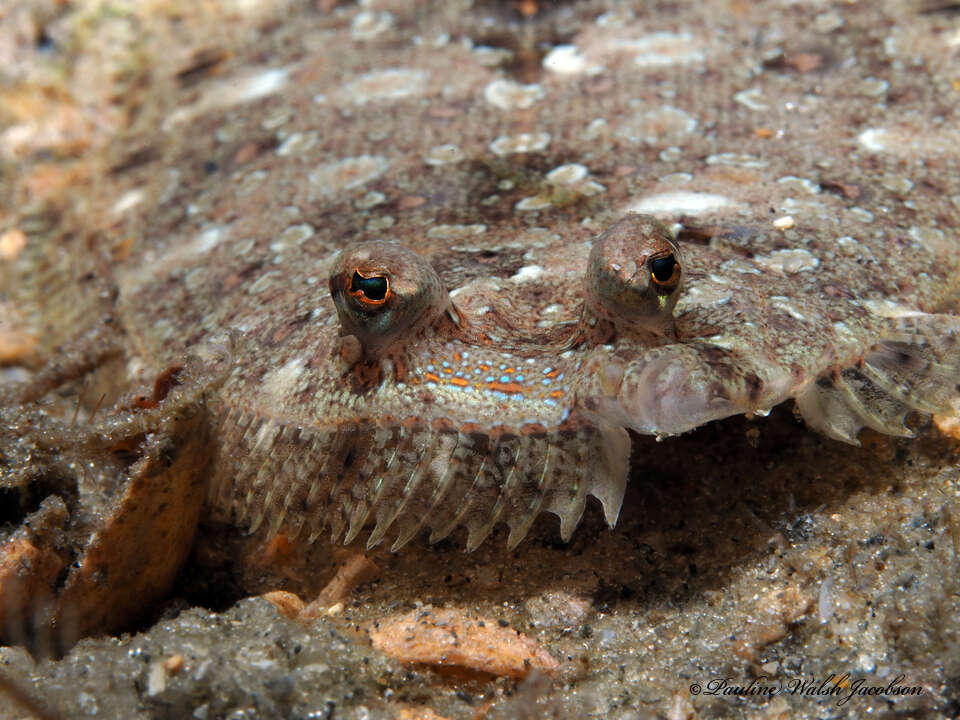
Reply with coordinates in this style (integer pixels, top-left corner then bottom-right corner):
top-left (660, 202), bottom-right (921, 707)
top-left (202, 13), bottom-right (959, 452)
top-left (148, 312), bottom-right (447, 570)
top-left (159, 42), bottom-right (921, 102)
top-left (584, 213), bottom-right (684, 339)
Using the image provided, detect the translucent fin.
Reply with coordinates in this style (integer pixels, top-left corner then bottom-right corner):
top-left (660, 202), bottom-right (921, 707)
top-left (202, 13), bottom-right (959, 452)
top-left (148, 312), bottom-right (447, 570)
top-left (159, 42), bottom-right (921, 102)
top-left (428, 424), bottom-right (523, 546)
top-left (247, 422), bottom-right (300, 534)
top-left (796, 374), bottom-right (871, 444)
top-left (343, 424), bottom-right (402, 545)
top-left (833, 369), bottom-right (914, 437)
top-left (326, 425), bottom-right (376, 543)
top-left (506, 433), bottom-right (556, 550)
top-left (389, 423), bottom-right (460, 550)
top-left (237, 418), bottom-right (283, 526)
top-left (207, 402), bottom-right (254, 513)
top-left (796, 313), bottom-right (960, 443)
top-left (365, 419), bottom-right (433, 549)
top-left (281, 426), bottom-right (340, 541)
top-left (301, 426), bottom-right (344, 542)
top-left (504, 427), bottom-right (552, 550)
top-left (268, 425), bottom-right (323, 540)
top-left (463, 430), bottom-right (524, 552)
top-left (213, 402), bottom-right (633, 552)
top-left (558, 420), bottom-right (631, 542)
top-left (541, 447), bottom-right (590, 542)
top-left (305, 425), bottom-right (366, 543)
top-left (426, 428), bottom-right (488, 544)
top-left (223, 412), bottom-right (270, 525)
top-left (428, 451), bottom-right (489, 544)
top-left (861, 350), bottom-right (959, 415)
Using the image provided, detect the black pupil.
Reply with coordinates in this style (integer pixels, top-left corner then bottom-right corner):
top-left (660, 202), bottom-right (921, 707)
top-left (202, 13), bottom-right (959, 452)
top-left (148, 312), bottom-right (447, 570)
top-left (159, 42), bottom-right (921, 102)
top-left (650, 255), bottom-right (676, 284)
top-left (351, 271), bottom-right (388, 301)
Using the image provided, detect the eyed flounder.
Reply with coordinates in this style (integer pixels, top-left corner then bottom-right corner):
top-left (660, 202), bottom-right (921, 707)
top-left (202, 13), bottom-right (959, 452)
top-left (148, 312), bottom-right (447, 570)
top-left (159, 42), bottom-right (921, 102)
top-left (11, 0), bottom-right (960, 552)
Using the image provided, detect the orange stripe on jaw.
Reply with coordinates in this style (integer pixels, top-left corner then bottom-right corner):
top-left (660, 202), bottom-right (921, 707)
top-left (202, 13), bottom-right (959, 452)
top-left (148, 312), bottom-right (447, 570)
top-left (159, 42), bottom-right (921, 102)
top-left (424, 372), bottom-right (442, 383)
top-left (549, 389), bottom-right (565, 399)
top-left (449, 377), bottom-right (470, 387)
top-left (486, 381), bottom-right (526, 394)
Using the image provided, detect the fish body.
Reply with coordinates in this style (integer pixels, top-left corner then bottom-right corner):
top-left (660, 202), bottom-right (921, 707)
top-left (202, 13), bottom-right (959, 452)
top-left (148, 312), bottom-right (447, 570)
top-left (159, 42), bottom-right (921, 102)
top-left (11, 0), bottom-right (960, 550)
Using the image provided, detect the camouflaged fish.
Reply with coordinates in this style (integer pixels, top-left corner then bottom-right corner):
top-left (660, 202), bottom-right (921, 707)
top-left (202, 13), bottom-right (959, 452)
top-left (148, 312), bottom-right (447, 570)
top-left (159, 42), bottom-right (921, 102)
top-left (9, 0), bottom-right (960, 554)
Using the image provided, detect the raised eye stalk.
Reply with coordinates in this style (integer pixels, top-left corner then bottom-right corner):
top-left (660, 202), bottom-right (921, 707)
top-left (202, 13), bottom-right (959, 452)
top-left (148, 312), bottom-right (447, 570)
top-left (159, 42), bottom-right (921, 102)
top-left (584, 213), bottom-right (684, 338)
top-left (329, 241), bottom-right (451, 363)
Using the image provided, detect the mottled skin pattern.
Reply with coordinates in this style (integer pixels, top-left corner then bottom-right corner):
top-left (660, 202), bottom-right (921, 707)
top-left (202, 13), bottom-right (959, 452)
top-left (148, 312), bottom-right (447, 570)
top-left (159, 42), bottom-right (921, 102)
top-left (12, 0), bottom-right (960, 552)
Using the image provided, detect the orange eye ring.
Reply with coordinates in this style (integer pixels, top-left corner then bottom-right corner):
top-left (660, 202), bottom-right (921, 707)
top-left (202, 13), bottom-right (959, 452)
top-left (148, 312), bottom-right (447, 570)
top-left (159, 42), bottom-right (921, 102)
top-left (348, 269), bottom-right (390, 305)
top-left (649, 252), bottom-right (681, 290)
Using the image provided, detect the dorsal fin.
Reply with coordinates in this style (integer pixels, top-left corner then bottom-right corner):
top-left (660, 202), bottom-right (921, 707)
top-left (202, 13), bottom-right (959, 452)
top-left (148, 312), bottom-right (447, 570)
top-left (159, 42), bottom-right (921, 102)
top-left (795, 314), bottom-right (960, 444)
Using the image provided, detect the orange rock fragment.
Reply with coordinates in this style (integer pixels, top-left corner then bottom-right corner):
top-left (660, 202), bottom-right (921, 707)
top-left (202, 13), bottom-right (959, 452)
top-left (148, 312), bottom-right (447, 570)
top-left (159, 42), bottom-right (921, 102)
top-left (514, 0), bottom-right (540, 19)
top-left (426, 105), bottom-right (460, 120)
top-left (301, 552), bottom-right (380, 618)
top-left (0, 228), bottom-right (27, 260)
top-left (396, 706), bottom-right (451, 720)
top-left (50, 386), bottom-right (213, 648)
top-left (234, 141), bottom-right (260, 165)
top-left (164, 654), bottom-right (185, 675)
top-left (0, 87), bottom-right (93, 158)
top-left (21, 163), bottom-right (88, 203)
top-left (732, 584), bottom-right (813, 662)
top-left (786, 52), bottom-right (823, 73)
top-left (934, 414), bottom-right (960, 443)
top-left (264, 590), bottom-right (305, 619)
top-left (369, 609), bottom-right (558, 678)
top-left (0, 537), bottom-right (64, 634)
top-left (397, 195), bottom-right (426, 210)
top-left (0, 329), bottom-right (37, 365)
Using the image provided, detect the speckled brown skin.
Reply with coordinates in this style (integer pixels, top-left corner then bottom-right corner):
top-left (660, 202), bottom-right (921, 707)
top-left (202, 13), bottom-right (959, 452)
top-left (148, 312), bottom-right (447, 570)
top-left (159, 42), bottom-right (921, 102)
top-left (7, 0), bottom-right (960, 556)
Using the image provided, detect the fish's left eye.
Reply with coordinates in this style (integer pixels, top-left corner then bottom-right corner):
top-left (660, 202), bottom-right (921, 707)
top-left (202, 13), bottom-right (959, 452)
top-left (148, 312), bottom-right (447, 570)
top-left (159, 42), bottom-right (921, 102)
top-left (329, 241), bottom-right (452, 361)
top-left (584, 213), bottom-right (684, 338)
top-left (349, 270), bottom-right (389, 304)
